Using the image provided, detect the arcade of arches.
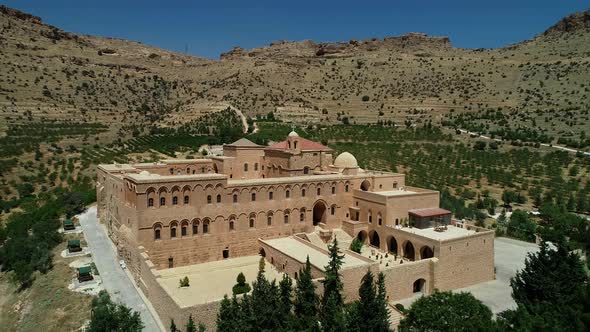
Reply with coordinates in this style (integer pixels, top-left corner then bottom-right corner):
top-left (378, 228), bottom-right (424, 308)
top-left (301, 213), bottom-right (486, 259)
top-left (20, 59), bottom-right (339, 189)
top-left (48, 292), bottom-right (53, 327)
top-left (357, 230), bottom-right (437, 262)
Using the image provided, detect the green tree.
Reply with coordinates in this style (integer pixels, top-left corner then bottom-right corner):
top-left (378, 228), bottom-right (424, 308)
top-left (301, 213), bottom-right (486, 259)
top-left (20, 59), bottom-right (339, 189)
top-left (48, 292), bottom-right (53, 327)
top-left (170, 318), bottom-right (178, 332)
top-left (88, 290), bottom-right (144, 332)
top-left (506, 210), bottom-right (536, 242)
top-left (278, 273), bottom-right (294, 328)
top-left (250, 258), bottom-right (282, 330)
top-left (186, 315), bottom-right (196, 332)
top-left (232, 272), bottom-right (251, 295)
top-left (498, 241), bottom-right (590, 331)
top-left (321, 239), bottom-right (346, 332)
top-left (216, 294), bottom-right (242, 332)
top-left (399, 291), bottom-right (495, 331)
top-left (294, 256), bottom-right (320, 331)
top-left (349, 270), bottom-right (390, 331)
top-left (350, 238), bottom-right (363, 253)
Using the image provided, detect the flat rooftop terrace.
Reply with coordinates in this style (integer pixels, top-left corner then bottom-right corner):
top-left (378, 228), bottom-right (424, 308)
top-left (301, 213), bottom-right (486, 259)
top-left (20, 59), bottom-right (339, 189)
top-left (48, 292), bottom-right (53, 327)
top-left (263, 237), bottom-right (369, 270)
top-left (373, 189), bottom-right (417, 197)
top-left (156, 255), bottom-right (283, 307)
top-left (394, 225), bottom-right (477, 241)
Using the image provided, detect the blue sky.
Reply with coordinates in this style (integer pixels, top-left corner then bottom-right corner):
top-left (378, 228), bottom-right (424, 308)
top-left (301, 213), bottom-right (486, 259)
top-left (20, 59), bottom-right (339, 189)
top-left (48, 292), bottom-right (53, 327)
top-left (3, 1), bottom-right (588, 59)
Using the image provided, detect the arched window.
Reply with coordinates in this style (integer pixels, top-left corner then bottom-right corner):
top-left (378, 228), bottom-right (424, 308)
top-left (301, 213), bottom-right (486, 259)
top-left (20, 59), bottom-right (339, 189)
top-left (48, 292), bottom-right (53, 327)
top-left (170, 223), bottom-right (177, 238)
top-left (303, 167), bottom-right (310, 174)
top-left (331, 205), bottom-right (336, 215)
top-left (160, 197), bottom-right (166, 206)
top-left (378, 213), bottom-right (382, 226)
top-left (345, 184), bottom-right (349, 192)
top-left (251, 193), bottom-right (256, 201)
top-left (148, 198), bottom-right (154, 207)
top-left (284, 213), bottom-right (289, 224)
top-left (332, 186), bottom-right (336, 194)
top-left (301, 189), bottom-right (306, 197)
top-left (181, 221), bottom-right (188, 236)
top-left (254, 163), bottom-right (259, 171)
top-left (286, 190), bottom-right (290, 198)
top-left (186, 167), bottom-right (190, 174)
top-left (192, 220), bottom-right (199, 235)
top-left (172, 196), bottom-right (178, 205)
top-left (154, 228), bottom-right (161, 240)
top-left (229, 220), bottom-right (235, 231)
top-left (207, 195), bottom-right (212, 204)
top-left (244, 163), bottom-right (249, 172)
top-left (203, 220), bottom-right (210, 234)
top-left (249, 218), bottom-right (255, 228)
top-left (317, 188), bottom-right (321, 196)
top-left (269, 191), bottom-right (274, 200)
top-left (300, 211), bottom-right (305, 222)
top-left (267, 213), bottom-right (273, 226)
top-left (294, 141), bottom-right (298, 149)
top-left (184, 195), bottom-right (189, 204)
top-left (369, 211), bottom-right (373, 224)
top-left (233, 194), bottom-right (238, 203)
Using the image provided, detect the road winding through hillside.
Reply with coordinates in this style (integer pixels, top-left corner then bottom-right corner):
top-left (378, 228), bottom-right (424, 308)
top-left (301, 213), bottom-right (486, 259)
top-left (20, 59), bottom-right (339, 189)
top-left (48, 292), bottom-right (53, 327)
top-left (458, 128), bottom-right (590, 156)
top-left (78, 206), bottom-right (164, 332)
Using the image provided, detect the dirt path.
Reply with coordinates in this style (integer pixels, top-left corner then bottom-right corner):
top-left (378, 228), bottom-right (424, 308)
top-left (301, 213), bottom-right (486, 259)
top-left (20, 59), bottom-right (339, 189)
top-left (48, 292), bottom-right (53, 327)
top-left (457, 128), bottom-right (590, 156)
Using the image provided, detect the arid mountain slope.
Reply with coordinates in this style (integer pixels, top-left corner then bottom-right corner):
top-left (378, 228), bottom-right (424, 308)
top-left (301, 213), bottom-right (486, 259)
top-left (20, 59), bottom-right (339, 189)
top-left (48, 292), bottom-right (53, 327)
top-left (0, 6), bottom-right (589, 137)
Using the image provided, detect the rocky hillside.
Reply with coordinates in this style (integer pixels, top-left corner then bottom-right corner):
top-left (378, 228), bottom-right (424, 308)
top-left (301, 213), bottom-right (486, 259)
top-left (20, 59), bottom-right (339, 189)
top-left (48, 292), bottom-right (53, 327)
top-left (1, 5), bottom-right (589, 139)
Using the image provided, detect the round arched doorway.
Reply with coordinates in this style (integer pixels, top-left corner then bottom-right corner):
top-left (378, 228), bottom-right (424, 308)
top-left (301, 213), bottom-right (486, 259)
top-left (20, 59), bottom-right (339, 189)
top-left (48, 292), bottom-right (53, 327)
top-left (312, 201), bottom-right (327, 226)
top-left (357, 230), bottom-right (368, 243)
top-left (404, 241), bottom-right (415, 261)
top-left (369, 230), bottom-right (380, 248)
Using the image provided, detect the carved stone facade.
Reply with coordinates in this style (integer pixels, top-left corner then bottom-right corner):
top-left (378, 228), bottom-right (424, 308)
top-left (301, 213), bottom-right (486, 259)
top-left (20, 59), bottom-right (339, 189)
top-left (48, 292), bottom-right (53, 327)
top-left (97, 132), bottom-right (495, 330)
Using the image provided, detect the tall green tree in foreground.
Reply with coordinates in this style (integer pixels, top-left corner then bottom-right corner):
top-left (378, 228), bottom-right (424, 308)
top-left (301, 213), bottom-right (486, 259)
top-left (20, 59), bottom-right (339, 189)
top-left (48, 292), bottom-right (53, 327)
top-left (321, 238), bottom-right (346, 332)
top-left (88, 290), bottom-right (144, 332)
top-left (399, 291), bottom-right (495, 331)
top-left (498, 241), bottom-right (590, 331)
top-left (294, 256), bottom-right (320, 331)
top-left (348, 269), bottom-right (391, 331)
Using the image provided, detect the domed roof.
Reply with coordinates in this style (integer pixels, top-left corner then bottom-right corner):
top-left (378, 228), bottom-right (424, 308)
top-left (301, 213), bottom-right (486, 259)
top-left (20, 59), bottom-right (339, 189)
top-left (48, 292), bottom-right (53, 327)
top-left (288, 130), bottom-right (299, 137)
top-left (334, 152), bottom-right (358, 168)
top-left (139, 170), bottom-right (150, 176)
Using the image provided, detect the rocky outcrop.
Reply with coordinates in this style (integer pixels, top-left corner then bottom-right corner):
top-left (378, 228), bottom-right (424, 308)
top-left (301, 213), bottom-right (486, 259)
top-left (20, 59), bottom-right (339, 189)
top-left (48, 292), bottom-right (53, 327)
top-left (221, 33), bottom-right (451, 59)
top-left (0, 5), bottom-right (43, 24)
top-left (543, 10), bottom-right (590, 35)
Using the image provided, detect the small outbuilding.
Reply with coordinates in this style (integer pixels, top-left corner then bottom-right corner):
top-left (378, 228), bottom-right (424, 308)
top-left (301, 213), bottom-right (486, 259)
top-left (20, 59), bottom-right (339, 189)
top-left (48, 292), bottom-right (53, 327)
top-left (63, 219), bottom-right (75, 231)
top-left (67, 239), bottom-right (82, 253)
top-left (77, 266), bottom-right (93, 282)
top-left (408, 208), bottom-right (452, 229)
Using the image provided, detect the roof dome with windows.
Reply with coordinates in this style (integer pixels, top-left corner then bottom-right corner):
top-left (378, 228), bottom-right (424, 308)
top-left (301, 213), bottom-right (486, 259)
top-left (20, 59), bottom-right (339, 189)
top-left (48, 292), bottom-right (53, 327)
top-left (288, 130), bottom-right (299, 137)
top-left (333, 152), bottom-right (358, 168)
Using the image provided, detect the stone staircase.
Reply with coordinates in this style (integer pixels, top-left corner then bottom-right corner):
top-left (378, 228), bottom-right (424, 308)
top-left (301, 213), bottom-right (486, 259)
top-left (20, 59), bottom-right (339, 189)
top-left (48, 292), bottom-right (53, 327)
top-left (304, 231), bottom-right (327, 249)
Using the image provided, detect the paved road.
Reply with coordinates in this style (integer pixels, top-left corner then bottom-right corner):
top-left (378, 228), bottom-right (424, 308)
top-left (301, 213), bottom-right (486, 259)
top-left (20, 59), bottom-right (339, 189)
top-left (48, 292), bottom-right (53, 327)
top-left (78, 206), bottom-right (163, 331)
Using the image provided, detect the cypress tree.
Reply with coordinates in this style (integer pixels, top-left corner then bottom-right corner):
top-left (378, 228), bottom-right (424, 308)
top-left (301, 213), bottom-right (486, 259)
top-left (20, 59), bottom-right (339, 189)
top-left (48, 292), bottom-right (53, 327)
top-left (251, 257), bottom-right (282, 330)
top-left (170, 318), bottom-right (178, 332)
top-left (216, 295), bottom-right (238, 332)
top-left (186, 315), bottom-right (196, 332)
top-left (321, 239), bottom-right (346, 332)
top-left (374, 272), bottom-right (391, 331)
top-left (278, 273), bottom-right (294, 328)
top-left (294, 256), bottom-right (320, 331)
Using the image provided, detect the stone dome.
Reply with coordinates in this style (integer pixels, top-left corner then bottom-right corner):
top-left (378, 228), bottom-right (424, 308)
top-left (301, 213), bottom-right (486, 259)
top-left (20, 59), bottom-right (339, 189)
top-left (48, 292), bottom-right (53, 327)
top-left (288, 130), bottom-right (299, 137)
top-left (139, 170), bottom-right (150, 176)
top-left (334, 152), bottom-right (358, 168)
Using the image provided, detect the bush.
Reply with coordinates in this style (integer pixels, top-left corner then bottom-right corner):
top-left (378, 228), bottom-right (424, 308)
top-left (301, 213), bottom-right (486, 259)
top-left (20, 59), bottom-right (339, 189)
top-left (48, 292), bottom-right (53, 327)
top-left (350, 238), bottom-right (363, 253)
top-left (179, 276), bottom-right (190, 287)
top-left (232, 272), bottom-right (251, 295)
top-left (361, 95), bottom-right (370, 102)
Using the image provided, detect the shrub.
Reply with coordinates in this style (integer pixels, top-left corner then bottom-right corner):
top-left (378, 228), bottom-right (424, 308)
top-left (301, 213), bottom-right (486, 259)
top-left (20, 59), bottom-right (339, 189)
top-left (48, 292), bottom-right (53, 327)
top-left (361, 95), bottom-right (370, 102)
top-left (232, 272), bottom-right (251, 295)
top-left (350, 238), bottom-right (363, 253)
top-left (179, 276), bottom-right (190, 287)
